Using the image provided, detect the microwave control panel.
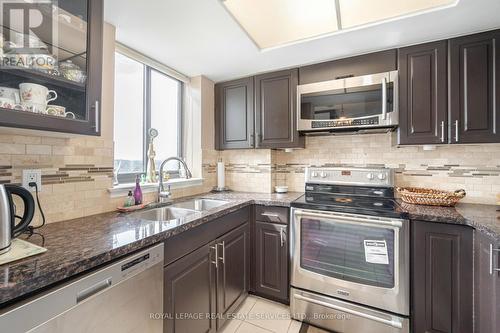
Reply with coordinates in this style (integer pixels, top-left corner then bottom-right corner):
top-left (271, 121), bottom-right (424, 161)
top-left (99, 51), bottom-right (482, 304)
top-left (311, 116), bottom-right (379, 128)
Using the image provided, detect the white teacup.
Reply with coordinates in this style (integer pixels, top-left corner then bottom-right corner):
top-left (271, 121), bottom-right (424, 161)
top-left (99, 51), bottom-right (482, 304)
top-left (0, 87), bottom-right (20, 103)
top-left (19, 83), bottom-right (57, 106)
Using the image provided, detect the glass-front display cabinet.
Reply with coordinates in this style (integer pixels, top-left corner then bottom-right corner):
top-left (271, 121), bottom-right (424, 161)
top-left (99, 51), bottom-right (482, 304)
top-left (0, 0), bottom-right (103, 135)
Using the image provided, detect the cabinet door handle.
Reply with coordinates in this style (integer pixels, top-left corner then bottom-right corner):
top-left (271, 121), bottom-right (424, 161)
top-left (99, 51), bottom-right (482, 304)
top-left (381, 77), bottom-right (387, 120)
top-left (94, 100), bottom-right (100, 133)
top-left (454, 120), bottom-right (459, 142)
top-left (250, 134), bottom-right (255, 148)
top-left (440, 121), bottom-right (445, 143)
top-left (261, 212), bottom-right (279, 218)
top-left (280, 228), bottom-right (285, 247)
top-left (210, 244), bottom-right (218, 268)
top-left (489, 244), bottom-right (500, 275)
top-left (218, 241), bottom-right (225, 264)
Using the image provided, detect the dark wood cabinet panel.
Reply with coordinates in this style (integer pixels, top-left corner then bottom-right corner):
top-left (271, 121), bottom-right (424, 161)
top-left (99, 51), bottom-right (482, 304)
top-left (255, 69), bottom-right (304, 149)
top-left (85, 0), bottom-right (104, 136)
top-left (163, 208), bottom-right (249, 266)
top-left (299, 49), bottom-right (397, 85)
top-left (411, 221), bottom-right (473, 333)
top-left (163, 209), bottom-right (250, 333)
top-left (398, 41), bottom-right (448, 145)
top-left (254, 221), bottom-right (289, 303)
top-left (474, 232), bottom-right (500, 333)
top-left (449, 30), bottom-right (500, 143)
top-left (215, 77), bottom-right (254, 149)
top-left (216, 223), bottom-right (249, 329)
top-left (164, 243), bottom-right (217, 333)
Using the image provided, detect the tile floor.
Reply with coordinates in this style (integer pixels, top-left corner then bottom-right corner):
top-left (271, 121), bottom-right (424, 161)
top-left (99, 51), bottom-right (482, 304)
top-left (219, 295), bottom-right (302, 333)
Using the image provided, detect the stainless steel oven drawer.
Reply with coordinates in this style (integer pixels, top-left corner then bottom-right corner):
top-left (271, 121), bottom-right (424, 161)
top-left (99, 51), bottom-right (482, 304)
top-left (290, 288), bottom-right (409, 333)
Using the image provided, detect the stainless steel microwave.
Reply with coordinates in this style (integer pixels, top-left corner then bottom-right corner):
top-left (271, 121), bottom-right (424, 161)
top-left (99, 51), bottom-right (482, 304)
top-left (297, 71), bottom-right (399, 133)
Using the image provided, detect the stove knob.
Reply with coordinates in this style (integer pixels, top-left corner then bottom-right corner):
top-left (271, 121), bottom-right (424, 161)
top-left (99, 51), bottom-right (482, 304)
top-left (377, 173), bottom-right (387, 180)
top-left (320, 172), bottom-right (328, 178)
top-left (312, 171), bottom-right (319, 178)
top-left (366, 173), bottom-right (374, 180)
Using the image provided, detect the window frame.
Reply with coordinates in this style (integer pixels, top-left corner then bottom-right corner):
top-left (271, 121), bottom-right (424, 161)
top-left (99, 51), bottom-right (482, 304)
top-left (114, 51), bottom-right (183, 185)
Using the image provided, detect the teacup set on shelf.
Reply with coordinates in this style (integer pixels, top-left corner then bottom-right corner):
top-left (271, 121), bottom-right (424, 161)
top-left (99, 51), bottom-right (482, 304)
top-left (1, 31), bottom-right (87, 84)
top-left (0, 83), bottom-right (75, 119)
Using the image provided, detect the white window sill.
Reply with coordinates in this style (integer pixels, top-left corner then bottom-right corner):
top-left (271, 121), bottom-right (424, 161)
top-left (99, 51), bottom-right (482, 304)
top-left (108, 178), bottom-right (203, 198)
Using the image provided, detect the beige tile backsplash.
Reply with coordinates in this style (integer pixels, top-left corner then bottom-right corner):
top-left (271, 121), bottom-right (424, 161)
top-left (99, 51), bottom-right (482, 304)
top-left (3, 127), bottom-right (498, 227)
top-left (215, 133), bottom-right (500, 205)
top-left (0, 133), bottom-right (215, 225)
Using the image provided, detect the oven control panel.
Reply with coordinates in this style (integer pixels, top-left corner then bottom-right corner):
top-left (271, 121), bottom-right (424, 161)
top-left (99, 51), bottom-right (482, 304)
top-left (306, 167), bottom-right (394, 187)
top-left (311, 116), bottom-right (379, 128)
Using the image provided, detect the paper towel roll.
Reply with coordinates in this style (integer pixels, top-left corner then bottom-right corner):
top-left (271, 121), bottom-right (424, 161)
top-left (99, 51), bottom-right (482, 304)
top-left (217, 161), bottom-right (225, 189)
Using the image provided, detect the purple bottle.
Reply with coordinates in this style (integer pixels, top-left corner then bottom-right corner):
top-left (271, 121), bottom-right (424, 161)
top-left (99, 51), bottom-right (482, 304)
top-left (133, 175), bottom-right (143, 205)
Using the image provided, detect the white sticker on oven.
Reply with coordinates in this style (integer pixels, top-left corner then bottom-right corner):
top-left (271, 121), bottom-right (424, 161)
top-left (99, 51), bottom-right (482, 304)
top-left (364, 240), bottom-right (389, 265)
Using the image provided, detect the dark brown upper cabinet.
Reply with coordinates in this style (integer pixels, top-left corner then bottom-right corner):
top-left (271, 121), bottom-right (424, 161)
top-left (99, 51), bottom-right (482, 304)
top-left (299, 49), bottom-right (397, 85)
top-left (412, 221), bottom-right (473, 333)
top-left (0, 0), bottom-right (103, 136)
top-left (449, 30), bottom-right (500, 143)
top-left (255, 69), bottom-right (304, 149)
top-left (474, 231), bottom-right (500, 333)
top-left (398, 41), bottom-right (448, 145)
top-left (215, 77), bottom-right (255, 149)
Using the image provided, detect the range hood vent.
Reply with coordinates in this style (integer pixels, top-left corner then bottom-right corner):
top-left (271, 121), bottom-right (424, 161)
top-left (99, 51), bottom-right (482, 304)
top-left (302, 126), bottom-right (396, 136)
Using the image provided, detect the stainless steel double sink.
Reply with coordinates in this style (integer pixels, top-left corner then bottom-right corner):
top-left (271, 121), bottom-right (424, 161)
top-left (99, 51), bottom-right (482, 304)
top-left (130, 198), bottom-right (229, 222)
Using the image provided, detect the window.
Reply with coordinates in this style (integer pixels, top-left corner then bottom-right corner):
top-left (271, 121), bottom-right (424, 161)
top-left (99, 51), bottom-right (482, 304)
top-left (114, 51), bottom-right (182, 184)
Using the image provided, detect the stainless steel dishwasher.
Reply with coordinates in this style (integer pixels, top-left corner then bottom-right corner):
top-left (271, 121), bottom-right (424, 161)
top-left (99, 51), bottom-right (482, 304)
top-left (0, 243), bottom-right (164, 333)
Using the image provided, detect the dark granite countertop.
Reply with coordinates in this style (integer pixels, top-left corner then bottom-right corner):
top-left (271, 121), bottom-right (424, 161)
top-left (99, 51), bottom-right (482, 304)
top-left (1, 190), bottom-right (498, 308)
top-left (0, 191), bottom-right (302, 307)
top-left (398, 200), bottom-right (500, 241)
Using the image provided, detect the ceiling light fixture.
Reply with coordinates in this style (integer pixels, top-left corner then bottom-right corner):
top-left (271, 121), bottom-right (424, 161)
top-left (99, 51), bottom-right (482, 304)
top-left (220, 0), bottom-right (458, 50)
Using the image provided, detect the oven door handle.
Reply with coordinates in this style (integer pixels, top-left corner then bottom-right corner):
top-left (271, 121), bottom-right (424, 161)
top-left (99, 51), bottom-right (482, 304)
top-left (293, 209), bottom-right (404, 228)
top-left (293, 293), bottom-right (403, 329)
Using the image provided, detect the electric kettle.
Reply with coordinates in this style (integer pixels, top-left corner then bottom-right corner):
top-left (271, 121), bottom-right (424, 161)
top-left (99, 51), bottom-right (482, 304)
top-left (0, 184), bottom-right (35, 254)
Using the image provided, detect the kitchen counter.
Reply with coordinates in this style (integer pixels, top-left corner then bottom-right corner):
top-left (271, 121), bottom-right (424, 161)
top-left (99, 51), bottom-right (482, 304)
top-left (398, 200), bottom-right (500, 241)
top-left (1, 190), bottom-right (498, 308)
top-left (0, 191), bottom-right (302, 307)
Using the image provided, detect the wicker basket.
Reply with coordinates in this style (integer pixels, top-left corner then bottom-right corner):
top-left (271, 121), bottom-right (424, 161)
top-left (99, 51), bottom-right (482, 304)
top-left (396, 187), bottom-right (466, 207)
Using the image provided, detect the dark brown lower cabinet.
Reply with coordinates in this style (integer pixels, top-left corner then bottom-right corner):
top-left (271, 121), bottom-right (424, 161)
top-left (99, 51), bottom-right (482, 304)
top-left (164, 221), bottom-right (249, 333)
top-left (254, 221), bottom-right (289, 303)
top-left (411, 221), bottom-right (473, 333)
top-left (475, 231), bottom-right (500, 333)
top-left (164, 243), bottom-right (217, 333)
top-left (216, 223), bottom-right (250, 330)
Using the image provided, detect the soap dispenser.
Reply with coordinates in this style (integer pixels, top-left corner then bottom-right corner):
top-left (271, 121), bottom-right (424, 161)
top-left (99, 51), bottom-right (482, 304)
top-left (133, 175), bottom-right (143, 205)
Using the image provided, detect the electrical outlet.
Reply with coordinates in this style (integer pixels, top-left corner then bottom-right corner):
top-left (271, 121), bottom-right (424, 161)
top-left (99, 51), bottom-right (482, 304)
top-left (22, 169), bottom-right (42, 191)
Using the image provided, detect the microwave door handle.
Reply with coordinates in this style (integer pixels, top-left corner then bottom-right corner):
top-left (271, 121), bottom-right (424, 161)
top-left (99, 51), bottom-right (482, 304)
top-left (382, 77), bottom-right (387, 120)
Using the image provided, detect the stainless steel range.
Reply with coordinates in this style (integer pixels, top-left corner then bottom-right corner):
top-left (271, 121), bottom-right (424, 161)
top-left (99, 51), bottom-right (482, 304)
top-left (290, 167), bottom-right (409, 333)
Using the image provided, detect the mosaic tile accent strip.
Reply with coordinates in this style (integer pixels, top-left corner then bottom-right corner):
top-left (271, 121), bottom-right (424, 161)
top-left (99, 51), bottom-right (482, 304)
top-left (214, 134), bottom-right (500, 204)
